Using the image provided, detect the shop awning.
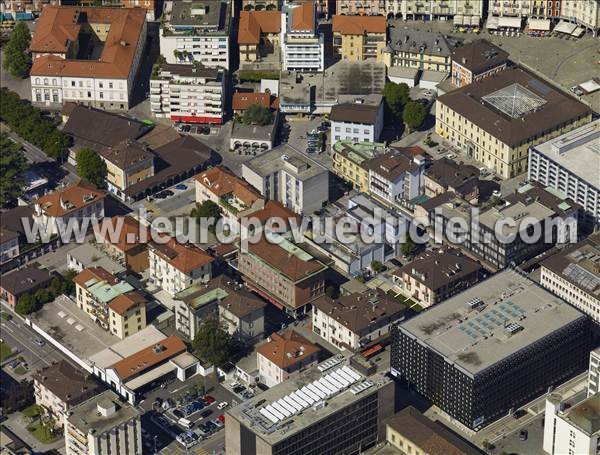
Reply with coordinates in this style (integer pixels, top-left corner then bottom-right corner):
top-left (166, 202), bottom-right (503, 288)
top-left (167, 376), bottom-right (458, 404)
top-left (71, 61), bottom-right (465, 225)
top-left (527, 18), bottom-right (550, 31)
top-left (486, 16), bottom-right (499, 30)
top-left (498, 16), bottom-right (522, 29)
top-left (572, 26), bottom-right (585, 37)
top-left (469, 16), bottom-right (480, 26)
top-left (554, 20), bottom-right (577, 34)
top-left (453, 14), bottom-right (464, 25)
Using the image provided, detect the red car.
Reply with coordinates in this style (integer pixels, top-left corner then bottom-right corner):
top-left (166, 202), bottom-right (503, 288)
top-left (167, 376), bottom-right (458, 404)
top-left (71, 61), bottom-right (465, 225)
top-left (218, 414), bottom-right (225, 424)
top-left (203, 395), bottom-right (216, 405)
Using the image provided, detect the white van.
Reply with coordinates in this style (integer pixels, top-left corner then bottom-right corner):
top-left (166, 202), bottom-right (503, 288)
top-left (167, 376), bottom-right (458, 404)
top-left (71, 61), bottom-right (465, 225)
top-left (178, 417), bottom-right (194, 429)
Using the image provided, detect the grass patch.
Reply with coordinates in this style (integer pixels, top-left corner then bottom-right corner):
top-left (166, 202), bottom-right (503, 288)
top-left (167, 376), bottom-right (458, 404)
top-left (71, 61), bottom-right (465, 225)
top-left (238, 70), bottom-right (280, 82)
top-left (0, 341), bottom-right (14, 362)
top-left (27, 421), bottom-right (59, 444)
top-left (0, 312), bottom-right (12, 321)
top-left (22, 404), bottom-right (42, 418)
top-left (14, 365), bottom-right (28, 375)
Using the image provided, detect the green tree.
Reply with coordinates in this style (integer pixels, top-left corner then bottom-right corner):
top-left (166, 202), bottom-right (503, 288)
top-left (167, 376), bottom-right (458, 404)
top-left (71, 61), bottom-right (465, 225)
top-left (76, 148), bottom-right (107, 188)
top-left (325, 285), bottom-right (339, 299)
top-left (400, 237), bottom-right (417, 257)
top-left (0, 133), bottom-right (28, 207)
top-left (371, 260), bottom-right (385, 273)
top-left (190, 200), bottom-right (222, 233)
top-left (242, 103), bottom-right (273, 126)
top-left (382, 82), bottom-right (410, 117)
top-left (192, 317), bottom-right (232, 373)
top-left (60, 269), bottom-right (77, 295)
top-left (2, 22), bottom-right (32, 78)
top-left (402, 100), bottom-right (427, 132)
top-left (15, 294), bottom-right (37, 316)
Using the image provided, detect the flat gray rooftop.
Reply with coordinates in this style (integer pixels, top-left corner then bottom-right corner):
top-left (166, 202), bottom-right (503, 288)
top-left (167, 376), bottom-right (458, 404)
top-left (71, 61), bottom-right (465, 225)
top-left (399, 270), bottom-right (585, 376)
top-left (68, 390), bottom-right (140, 435)
top-left (227, 355), bottom-right (391, 445)
top-left (243, 144), bottom-right (327, 181)
top-left (531, 120), bottom-right (600, 188)
top-left (168, 0), bottom-right (226, 29)
top-left (230, 121), bottom-right (274, 142)
top-left (67, 242), bottom-right (126, 276)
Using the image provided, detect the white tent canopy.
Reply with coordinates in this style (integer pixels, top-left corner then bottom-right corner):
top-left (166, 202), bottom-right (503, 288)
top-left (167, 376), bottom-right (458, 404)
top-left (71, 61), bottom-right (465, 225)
top-left (486, 16), bottom-right (499, 30)
top-left (498, 16), bottom-right (522, 29)
top-left (554, 20), bottom-right (577, 34)
top-left (469, 16), bottom-right (480, 26)
top-left (454, 14), bottom-right (464, 25)
top-left (527, 18), bottom-right (550, 31)
top-left (572, 26), bottom-right (585, 37)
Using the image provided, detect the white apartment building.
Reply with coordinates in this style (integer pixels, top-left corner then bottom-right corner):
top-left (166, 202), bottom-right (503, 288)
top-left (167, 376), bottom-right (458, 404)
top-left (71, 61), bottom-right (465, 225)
top-left (281, 1), bottom-right (324, 72)
top-left (529, 120), bottom-right (600, 221)
top-left (242, 144), bottom-right (329, 215)
top-left (150, 63), bottom-right (225, 124)
top-left (385, 0), bottom-right (484, 23)
top-left (64, 390), bottom-right (142, 455)
top-left (159, 0), bottom-right (230, 69)
top-left (365, 150), bottom-right (426, 206)
top-left (330, 97), bottom-right (384, 145)
top-left (489, 0), bottom-right (531, 17)
top-left (589, 348), bottom-right (600, 397)
top-left (312, 289), bottom-right (406, 351)
top-left (540, 233), bottom-right (600, 325)
top-left (149, 239), bottom-right (213, 296)
top-left (561, 0), bottom-right (600, 35)
top-left (33, 181), bottom-right (106, 237)
top-left (543, 393), bottom-right (600, 455)
top-left (30, 6), bottom-right (147, 110)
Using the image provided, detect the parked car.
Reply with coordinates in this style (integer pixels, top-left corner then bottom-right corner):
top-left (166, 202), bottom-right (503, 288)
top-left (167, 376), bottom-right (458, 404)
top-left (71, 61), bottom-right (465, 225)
top-left (172, 409), bottom-right (184, 419)
top-left (519, 430), bottom-right (528, 441)
top-left (200, 409), bottom-right (212, 418)
top-left (217, 401), bottom-right (228, 410)
top-left (212, 418), bottom-right (224, 429)
top-left (447, 153), bottom-right (457, 159)
top-left (34, 338), bottom-right (45, 347)
top-left (203, 395), bottom-right (216, 405)
top-left (217, 414), bottom-right (225, 423)
top-left (175, 183), bottom-right (187, 191)
top-left (181, 125), bottom-right (192, 133)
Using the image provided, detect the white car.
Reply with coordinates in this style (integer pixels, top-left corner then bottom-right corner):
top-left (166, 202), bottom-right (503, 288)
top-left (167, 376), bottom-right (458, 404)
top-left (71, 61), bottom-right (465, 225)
top-left (447, 153), bottom-right (457, 159)
top-left (217, 402), bottom-right (228, 410)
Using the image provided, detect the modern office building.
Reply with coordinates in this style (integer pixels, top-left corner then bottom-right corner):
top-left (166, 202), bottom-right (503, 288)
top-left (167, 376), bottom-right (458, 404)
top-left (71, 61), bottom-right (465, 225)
top-left (280, 1), bottom-right (324, 72)
top-left (226, 356), bottom-right (395, 455)
top-left (383, 28), bottom-right (453, 73)
top-left (540, 233), bottom-right (600, 325)
top-left (330, 95), bottom-right (384, 144)
top-left (150, 63), bottom-right (225, 124)
top-left (242, 144), bottom-right (329, 215)
top-left (437, 67), bottom-right (591, 178)
top-left (450, 39), bottom-right (508, 88)
top-left (30, 6), bottom-right (147, 110)
top-left (159, 0), bottom-right (230, 69)
top-left (64, 390), bottom-right (142, 455)
top-left (543, 393), bottom-right (600, 455)
top-left (428, 183), bottom-right (581, 269)
top-left (528, 120), bottom-right (600, 221)
top-left (391, 270), bottom-right (592, 430)
top-left (331, 15), bottom-right (386, 62)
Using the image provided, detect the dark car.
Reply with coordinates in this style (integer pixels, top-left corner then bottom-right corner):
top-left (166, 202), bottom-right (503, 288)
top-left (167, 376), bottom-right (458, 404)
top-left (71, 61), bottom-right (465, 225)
top-left (155, 191), bottom-right (168, 199)
top-left (172, 409), bottom-right (184, 419)
top-left (199, 423), bottom-right (212, 434)
top-left (200, 409), bottom-right (212, 418)
top-left (519, 430), bottom-right (528, 441)
top-left (181, 125), bottom-right (191, 133)
top-left (202, 126), bottom-right (211, 135)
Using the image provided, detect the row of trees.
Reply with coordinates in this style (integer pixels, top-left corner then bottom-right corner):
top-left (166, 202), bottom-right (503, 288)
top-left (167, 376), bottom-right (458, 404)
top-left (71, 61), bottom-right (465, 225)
top-left (15, 270), bottom-right (76, 316)
top-left (382, 82), bottom-right (427, 132)
top-left (0, 132), bottom-right (28, 207)
top-left (2, 22), bottom-right (31, 78)
top-left (0, 88), bottom-right (70, 160)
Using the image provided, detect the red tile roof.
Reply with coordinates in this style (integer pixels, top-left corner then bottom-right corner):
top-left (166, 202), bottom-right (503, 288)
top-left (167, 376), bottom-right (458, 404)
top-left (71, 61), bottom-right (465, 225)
top-left (238, 10), bottom-right (281, 45)
top-left (332, 15), bottom-right (386, 35)
top-left (195, 166), bottom-right (261, 207)
top-left (108, 291), bottom-right (146, 316)
top-left (232, 92), bottom-right (271, 111)
top-left (35, 180), bottom-right (106, 218)
top-left (150, 237), bottom-right (213, 274)
top-left (291, 1), bottom-right (315, 31)
top-left (98, 216), bottom-right (149, 253)
top-left (74, 267), bottom-right (118, 289)
top-left (256, 330), bottom-right (320, 369)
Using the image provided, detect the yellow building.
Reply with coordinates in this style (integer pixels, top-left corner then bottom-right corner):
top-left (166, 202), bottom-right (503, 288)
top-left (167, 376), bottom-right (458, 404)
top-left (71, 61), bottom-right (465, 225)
top-left (383, 29), bottom-right (452, 72)
top-left (74, 266), bottom-right (147, 339)
top-left (332, 15), bottom-right (387, 62)
top-left (387, 406), bottom-right (484, 455)
top-left (331, 141), bottom-right (386, 192)
top-left (435, 67), bottom-right (591, 178)
top-left (96, 140), bottom-right (154, 201)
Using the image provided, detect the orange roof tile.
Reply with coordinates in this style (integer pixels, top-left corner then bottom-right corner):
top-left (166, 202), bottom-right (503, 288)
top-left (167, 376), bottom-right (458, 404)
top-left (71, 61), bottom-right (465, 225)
top-left (257, 330), bottom-right (320, 369)
top-left (232, 92), bottom-right (271, 111)
top-left (74, 267), bottom-right (118, 289)
top-left (332, 15), bottom-right (386, 35)
top-left (98, 215), bottom-right (149, 253)
top-left (31, 6), bottom-right (146, 79)
top-left (195, 166), bottom-right (261, 207)
top-left (35, 180), bottom-right (106, 218)
top-left (150, 237), bottom-right (213, 274)
top-left (238, 10), bottom-right (281, 45)
top-left (108, 291), bottom-right (146, 316)
top-left (242, 200), bottom-right (299, 229)
top-left (109, 335), bottom-right (186, 381)
top-left (291, 1), bottom-right (315, 31)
